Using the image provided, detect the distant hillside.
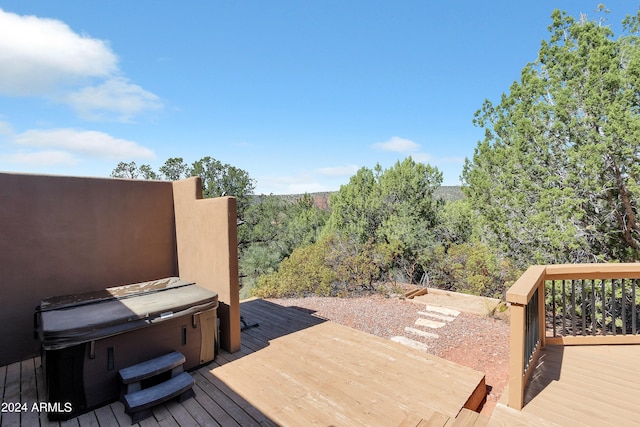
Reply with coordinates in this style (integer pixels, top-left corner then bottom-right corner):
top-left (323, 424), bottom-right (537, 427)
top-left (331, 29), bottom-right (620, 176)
top-left (436, 186), bottom-right (465, 202)
top-left (273, 186), bottom-right (464, 210)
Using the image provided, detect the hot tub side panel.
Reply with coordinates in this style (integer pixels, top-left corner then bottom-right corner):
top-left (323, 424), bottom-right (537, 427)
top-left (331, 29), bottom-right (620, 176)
top-left (44, 307), bottom-right (217, 420)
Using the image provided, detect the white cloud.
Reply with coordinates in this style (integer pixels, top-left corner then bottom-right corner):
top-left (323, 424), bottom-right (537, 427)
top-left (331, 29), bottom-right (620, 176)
top-left (0, 8), bottom-right (117, 96)
top-left (0, 8), bottom-right (162, 121)
top-left (0, 120), bottom-right (14, 135)
top-left (316, 164), bottom-right (359, 177)
top-left (15, 128), bottom-right (155, 160)
top-left (372, 136), bottom-right (420, 153)
top-left (1, 150), bottom-right (78, 166)
top-left (65, 77), bottom-right (163, 122)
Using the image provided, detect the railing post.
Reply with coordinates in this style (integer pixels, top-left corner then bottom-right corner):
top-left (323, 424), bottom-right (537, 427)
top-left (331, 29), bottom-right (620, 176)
top-left (506, 265), bottom-right (546, 410)
top-left (508, 302), bottom-right (526, 410)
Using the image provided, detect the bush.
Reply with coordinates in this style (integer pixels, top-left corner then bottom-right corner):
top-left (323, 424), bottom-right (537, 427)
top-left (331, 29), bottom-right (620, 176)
top-left (250, 237), bottom-right (337, 298)
top-left (431, 241), bottom-right (520, 298)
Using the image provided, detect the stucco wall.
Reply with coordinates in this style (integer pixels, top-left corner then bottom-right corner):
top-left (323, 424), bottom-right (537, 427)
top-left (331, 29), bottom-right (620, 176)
top-left (0, 173), bottom-right (178, 365)
top-left (172, 177), bottom-right (241, 352)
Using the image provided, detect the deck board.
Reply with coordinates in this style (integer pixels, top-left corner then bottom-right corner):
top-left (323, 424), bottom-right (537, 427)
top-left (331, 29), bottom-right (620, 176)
top-left (490, 344), bottom-right (640, 426)
top-left (1, 298), bottom-right (485, 427)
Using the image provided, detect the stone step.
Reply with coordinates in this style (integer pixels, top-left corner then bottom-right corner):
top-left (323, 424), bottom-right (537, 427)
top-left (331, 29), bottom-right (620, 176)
top-left (425, 305), bottom-right (461, 317)
top-left (390, 336), bottom-right (430, 352)
top-left (417, 311), bottom-right (457, 322)
top-left (404, 327), bottom-right (439, 339)
top-left (415, 317), bottom-right (446, 329)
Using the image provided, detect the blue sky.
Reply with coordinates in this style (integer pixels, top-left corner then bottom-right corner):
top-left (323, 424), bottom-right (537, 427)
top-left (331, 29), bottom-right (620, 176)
top-left (0, 1), bottom-right (636, 194)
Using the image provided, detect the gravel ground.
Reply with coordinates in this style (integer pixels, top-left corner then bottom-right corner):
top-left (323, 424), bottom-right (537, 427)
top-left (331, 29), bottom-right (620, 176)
top-left (268, 295), bottom-right (510, 414)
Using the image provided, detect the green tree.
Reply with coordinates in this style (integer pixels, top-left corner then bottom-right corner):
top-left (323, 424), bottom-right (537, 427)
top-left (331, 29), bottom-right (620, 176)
top-left (238, 193), bottom-right (330, 296)
top-left (111, 161), bottom-right (157, 179)
top-left (438, 199), bottom-right (475, 248)
top-left (463, 8), bottom-right (640, 268)
top-left (325, 166), bottom-right (381, 243)
top-left (325, 157), bottom-right (443, 283)
top-left (281, 194), bottom-right (330, 254)
top-left (190, 156), bottom-right (255, 214)
top-left (159, 157), bottom-right (189, 180)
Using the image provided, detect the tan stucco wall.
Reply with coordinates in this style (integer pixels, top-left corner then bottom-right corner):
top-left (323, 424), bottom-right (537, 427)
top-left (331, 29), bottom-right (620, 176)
top-left (172, 177), bottom-right (241, 352)
top-left (0, 173), bottom-right (178, 365)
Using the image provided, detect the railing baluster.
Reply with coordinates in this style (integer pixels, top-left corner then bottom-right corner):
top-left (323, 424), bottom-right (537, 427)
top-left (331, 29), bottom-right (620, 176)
top-left (591, 279), bottom-right (596, 336)
top-left (581, 279), bottom-right (587, 335)
top-left (612, 279), bottom-right (617, 336)
top-left (544, 274), bottom-right (640, 338)
top-left (602, 279), bottom-right (607, 336)
top-left (552, 280), bottom-right (556, 337)
top-left (631, 279), bottom-right (638, 335)
top-left (562, 280), bottom-right (567, 336)
top-left (622, 279), bottom-right (626, 335)
top-left (571, 280), bottom-right (577, 336)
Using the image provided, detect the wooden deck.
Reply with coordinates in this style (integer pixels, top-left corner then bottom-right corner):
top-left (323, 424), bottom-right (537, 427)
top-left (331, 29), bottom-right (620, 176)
top-left (0, 298), bottom-right (486, 427)
top-left (490, 344), bottom-right (640, 426)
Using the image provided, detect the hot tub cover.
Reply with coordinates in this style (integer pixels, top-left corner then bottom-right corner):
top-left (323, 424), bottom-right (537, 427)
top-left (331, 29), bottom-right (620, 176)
top-left (37, 277), bottom-right (218, 350)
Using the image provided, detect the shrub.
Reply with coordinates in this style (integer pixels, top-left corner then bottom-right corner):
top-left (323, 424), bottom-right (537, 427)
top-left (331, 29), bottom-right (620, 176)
top-left (250, 237), bottom-right (337, 298)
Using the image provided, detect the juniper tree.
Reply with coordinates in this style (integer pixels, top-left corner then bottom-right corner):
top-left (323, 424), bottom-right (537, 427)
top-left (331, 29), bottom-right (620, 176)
top-left (463, 8), bottom-right (640, 267)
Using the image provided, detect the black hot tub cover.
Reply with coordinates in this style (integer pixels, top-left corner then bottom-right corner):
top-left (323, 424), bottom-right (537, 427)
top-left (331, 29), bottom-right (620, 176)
top-left (37, 277), bottom-right (218, 350)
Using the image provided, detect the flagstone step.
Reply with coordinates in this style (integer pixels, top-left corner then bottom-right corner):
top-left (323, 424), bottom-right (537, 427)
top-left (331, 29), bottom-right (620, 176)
top-left (425, 305), bottom-right (460, 317)
top-left (404, 327), bottom-right (439, 339)
top-left (415, 317), bottom-right (446, 329)
top-left (417, 311), bottom-right (457, 322)
top-left (390, 336), bottom-right (430, 352)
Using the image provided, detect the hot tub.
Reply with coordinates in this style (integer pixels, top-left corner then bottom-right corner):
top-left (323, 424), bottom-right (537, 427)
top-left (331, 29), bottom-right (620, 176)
top-left (36, 277), bottom-right (218, 420)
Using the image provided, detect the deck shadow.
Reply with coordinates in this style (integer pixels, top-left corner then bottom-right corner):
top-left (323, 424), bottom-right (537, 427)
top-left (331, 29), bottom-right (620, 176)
top-left (523, 345), bottom-right (564, 406)
top-left (233, 299), bottom-right (327, 350)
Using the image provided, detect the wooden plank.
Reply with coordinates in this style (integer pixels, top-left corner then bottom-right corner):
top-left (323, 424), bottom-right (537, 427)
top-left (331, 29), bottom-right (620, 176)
top-left (138, 413), bottom-right (160, 427)
top-left (405, 288), bottom-right (428, 299)
top-left (2, 361), bottom-right (21, 427)
top-left (397, 412), bottom-right (424, 427)
top-left (58, 416), bottom-right (80, 427)
top-left (179, 394), bottom-right (220, 427)
top-left (211, 321), bottom-right (482, 425)
top-left (75, 411), bottom-right (100, 427)
top-left (282, 321), bottom-right (481, 403)
top-left (446, 408), bottom-right (477, 426)
top-left (163, 400), bottom-right (199, 427)
top-left (108, 401), bottom-right (139, 426)
top-left (33, 356), bottom-right (62, 427)
top-left (20, 358), bottom-right (40, 427)
top-left (544, 263), bottom-right (640, 280)
top-left (190, 381), bottom-right (236, 426)
top-left (425, 411), bottom-right (450, 426)
top-left (506, 265), bottom-right (545, 305)
top-left (513, 345), bottom-right (640, 426)
top-left (151, 404), bottom-right (180, 427)
top-left (93, 405), bottom-right (123, 427)
top-left (546, 334), bottom-right (640, 346)
top-left (214, 336), bottom-right (397, 425)
top-left (194, 368), bottom-right (270, 426)
top-left (490, 402), bottom-right (563, 427)
top-left (211, 348), bottom-right (384, 426)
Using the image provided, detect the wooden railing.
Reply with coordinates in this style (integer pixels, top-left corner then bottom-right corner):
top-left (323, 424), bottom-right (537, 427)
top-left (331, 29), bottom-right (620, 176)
top-left (506, 263), bottom-right (640, 410)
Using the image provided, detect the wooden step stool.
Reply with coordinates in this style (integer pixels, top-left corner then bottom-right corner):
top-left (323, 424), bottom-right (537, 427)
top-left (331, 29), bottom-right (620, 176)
top-left (119, 351), bottom-right (195, 424)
